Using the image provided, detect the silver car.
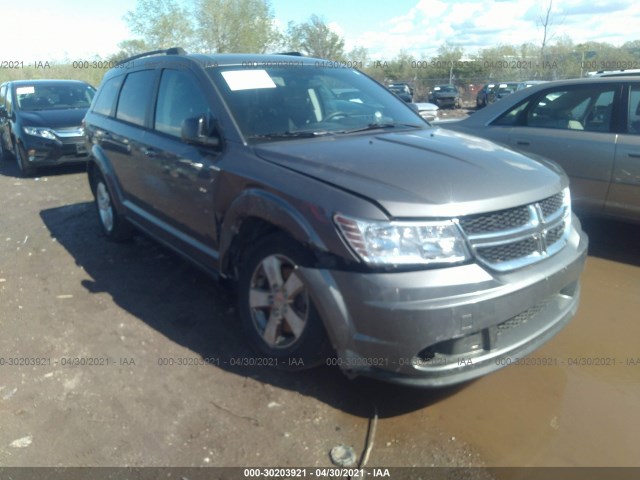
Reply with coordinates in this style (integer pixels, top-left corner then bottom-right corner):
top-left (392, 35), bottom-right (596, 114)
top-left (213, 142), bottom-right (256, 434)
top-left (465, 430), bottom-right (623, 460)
top-left (413, 101), bottom-right (439, 122)
top-left (443, 77), bottom-right (640, 223)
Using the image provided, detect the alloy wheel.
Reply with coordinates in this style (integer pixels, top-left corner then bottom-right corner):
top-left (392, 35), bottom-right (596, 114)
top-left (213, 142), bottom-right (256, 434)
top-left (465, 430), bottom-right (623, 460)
top-left (96, 181), bottom-right (114, 233)
top-left (248, 254), bottom-right (308, 349)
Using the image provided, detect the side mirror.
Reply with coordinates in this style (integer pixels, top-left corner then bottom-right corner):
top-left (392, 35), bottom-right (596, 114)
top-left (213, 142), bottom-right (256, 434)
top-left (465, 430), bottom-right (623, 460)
top-left (0, 105), bottom-right (7, 119)
top-left (181, 115), bottom-right (220, 148)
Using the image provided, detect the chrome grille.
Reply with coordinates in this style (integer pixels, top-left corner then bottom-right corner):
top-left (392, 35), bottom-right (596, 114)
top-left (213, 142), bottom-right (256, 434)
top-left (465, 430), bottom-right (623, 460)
top-left (539, 192), bottom-right (564, 219)
top-left (459, 190), bottom-right (570, 271)
top-left (545, 221), bottom-right (566, 246)
top-left (459, 206), bottom-right (530, 234)
top-left (476, 238), bottom-right (538, 264)
top-left (53, 127), bottom-right (84, 138)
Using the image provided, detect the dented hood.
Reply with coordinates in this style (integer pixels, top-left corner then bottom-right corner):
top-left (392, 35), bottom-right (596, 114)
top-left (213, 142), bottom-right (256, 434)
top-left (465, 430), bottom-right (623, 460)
top-left (253, 127), bottom-right (566, 218)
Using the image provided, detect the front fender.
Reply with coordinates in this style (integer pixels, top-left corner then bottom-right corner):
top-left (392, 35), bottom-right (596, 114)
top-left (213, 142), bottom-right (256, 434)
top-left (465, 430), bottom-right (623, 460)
top-left (218, 189), bottom-right (329, 276)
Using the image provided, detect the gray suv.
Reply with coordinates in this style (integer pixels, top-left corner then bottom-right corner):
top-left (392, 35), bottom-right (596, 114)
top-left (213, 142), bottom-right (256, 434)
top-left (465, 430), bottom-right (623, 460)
top-left (84, 48), bottom-right (588, 387)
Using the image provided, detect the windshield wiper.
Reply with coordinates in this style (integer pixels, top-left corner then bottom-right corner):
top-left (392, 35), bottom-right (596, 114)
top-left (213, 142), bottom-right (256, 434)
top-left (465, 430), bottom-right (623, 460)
top-left (337, 122), bottom-right (423, 135)
top-left (249, 130), bottom-right (333, 140)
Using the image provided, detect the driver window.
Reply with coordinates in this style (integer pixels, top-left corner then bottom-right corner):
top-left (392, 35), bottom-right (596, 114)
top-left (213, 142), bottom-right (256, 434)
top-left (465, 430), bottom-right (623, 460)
top-left (155, 69), bottom-right (208, 138)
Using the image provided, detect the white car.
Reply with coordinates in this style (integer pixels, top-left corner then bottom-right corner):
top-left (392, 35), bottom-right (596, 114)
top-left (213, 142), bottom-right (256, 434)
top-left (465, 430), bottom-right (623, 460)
top-left (413, 102), bottom-right (439, 122)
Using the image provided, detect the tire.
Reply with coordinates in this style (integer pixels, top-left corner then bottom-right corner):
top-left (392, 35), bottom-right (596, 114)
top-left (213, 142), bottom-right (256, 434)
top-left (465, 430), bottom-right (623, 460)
top-left (92, 170), bottom-right (133, 241)
top-left (1, 140), bottom-right (12, 162)
top-left (237, 234), bottom-right (332, 370)
top-left (16, 144), bottom-right (36, 177)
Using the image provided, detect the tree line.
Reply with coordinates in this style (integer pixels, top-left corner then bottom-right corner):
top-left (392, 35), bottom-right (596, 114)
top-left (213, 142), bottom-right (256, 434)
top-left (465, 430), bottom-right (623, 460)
top-left (2, 0), bottom-right (640, 101)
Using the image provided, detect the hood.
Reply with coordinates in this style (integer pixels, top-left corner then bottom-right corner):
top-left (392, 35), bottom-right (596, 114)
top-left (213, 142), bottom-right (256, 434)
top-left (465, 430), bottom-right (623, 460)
top-left (253, 128), bottom-right (566, 218)
top-left (17, 108), bottom-right (87, 129)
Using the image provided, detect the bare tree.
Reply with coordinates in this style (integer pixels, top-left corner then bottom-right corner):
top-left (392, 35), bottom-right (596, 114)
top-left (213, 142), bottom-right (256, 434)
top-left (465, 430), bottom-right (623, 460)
top-left (539, 0), bottom-right (554, 61)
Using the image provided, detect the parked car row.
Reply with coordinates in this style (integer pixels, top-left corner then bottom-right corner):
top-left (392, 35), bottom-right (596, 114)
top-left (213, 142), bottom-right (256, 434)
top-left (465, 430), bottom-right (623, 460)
top-left (1, 51), bottom-right (598, 388)
top-left (476, 81), bottom-right (547, 108)
top-left (385, 83), bottom-right (439, 122)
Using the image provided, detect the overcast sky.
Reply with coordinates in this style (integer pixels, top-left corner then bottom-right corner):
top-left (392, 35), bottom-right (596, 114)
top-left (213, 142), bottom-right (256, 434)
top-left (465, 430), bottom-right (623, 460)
top-left (1, 0), bottom-right (639, 63)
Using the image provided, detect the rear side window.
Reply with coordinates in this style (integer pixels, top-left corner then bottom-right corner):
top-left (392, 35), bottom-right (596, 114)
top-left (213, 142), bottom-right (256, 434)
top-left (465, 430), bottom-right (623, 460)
top-left (116, 70), bottom-right (156, 126)
top-left (154, 69), bottom-right (208, 137)
top-left (93, 75), bottom-right (124, 117)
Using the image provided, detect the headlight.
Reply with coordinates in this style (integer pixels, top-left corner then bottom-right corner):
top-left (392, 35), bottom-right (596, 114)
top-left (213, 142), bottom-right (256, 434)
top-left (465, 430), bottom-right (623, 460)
top-left (23, 126), bottom-right (57, 140)
top-left (334, 214), bottom-right (470, 266)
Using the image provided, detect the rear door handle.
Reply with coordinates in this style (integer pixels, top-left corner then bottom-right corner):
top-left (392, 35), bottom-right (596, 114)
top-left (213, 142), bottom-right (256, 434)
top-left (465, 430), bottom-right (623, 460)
top-left (628, 153), bottom-right (640, 158)
top-left (516, 140), bottom-right (530, 146)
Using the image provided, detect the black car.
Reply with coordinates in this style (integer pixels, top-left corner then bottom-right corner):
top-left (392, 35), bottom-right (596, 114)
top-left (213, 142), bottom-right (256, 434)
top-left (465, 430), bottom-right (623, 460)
top-left (476, 83), bottom-right (496, 108)
top-left (494, 82), bottom-right (519, 101)
top-left (387, 83), bottom-right (413, 102)
top-left (0, 79), bottom-right (96, 176)
top-left (82, 48), bottom-right (587, 387)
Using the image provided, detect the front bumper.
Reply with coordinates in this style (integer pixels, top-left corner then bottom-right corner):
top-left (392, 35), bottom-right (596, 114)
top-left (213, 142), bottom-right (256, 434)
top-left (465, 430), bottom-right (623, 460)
top-left (21, 135), bottom-right (89, 166)
top-left (300, 217), bottom-right (588, 387)
top-left (433, 97), bottom-right (458, 108)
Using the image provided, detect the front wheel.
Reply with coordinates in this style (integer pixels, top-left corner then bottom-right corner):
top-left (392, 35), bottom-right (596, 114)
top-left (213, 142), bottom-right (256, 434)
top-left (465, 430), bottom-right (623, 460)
top-left (16, 144), bottom-right (35, 177)
top-left (92, 171), bottom-right (133, 241)
top-left (237, 234), bottom-right (332, 370)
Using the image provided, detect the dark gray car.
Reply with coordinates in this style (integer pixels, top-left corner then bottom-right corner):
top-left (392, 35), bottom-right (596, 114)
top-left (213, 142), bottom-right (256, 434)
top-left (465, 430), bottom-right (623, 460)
top-left (83, 49), bottom-right (588, 387)
top-left (429, 84), bottom-right (462, 109)
top-left (442, 77), bottom-right (640, 224)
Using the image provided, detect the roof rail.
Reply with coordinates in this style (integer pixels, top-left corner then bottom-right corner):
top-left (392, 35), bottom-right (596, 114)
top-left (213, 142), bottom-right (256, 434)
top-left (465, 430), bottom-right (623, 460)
top-left (116, 47), bottom-right (187, 66)
top-left (274, 51), bottom-right (304, 56)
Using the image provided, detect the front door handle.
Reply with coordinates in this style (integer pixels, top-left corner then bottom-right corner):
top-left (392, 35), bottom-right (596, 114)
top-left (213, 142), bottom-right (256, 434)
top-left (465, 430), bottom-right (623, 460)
top-left (516, 140), bottom-right (530, 146)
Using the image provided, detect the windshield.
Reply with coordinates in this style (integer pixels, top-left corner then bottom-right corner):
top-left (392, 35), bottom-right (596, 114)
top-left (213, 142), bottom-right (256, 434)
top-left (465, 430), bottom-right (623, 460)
top-left (15, 84), bottom-right (96, 111)
top-left (208, 65), bottom-right (425, 141)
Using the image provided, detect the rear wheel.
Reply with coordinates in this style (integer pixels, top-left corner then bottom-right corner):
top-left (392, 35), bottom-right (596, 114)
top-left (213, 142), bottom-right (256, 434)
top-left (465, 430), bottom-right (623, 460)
top-left (92, 171), bottom-right (133, 241)
top-left (237, 234), bottom-right (332, 369)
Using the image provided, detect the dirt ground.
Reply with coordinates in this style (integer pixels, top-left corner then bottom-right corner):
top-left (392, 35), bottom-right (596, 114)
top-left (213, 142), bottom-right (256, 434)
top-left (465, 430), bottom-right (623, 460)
top-left (1, 147), bottom-right (639, 478)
